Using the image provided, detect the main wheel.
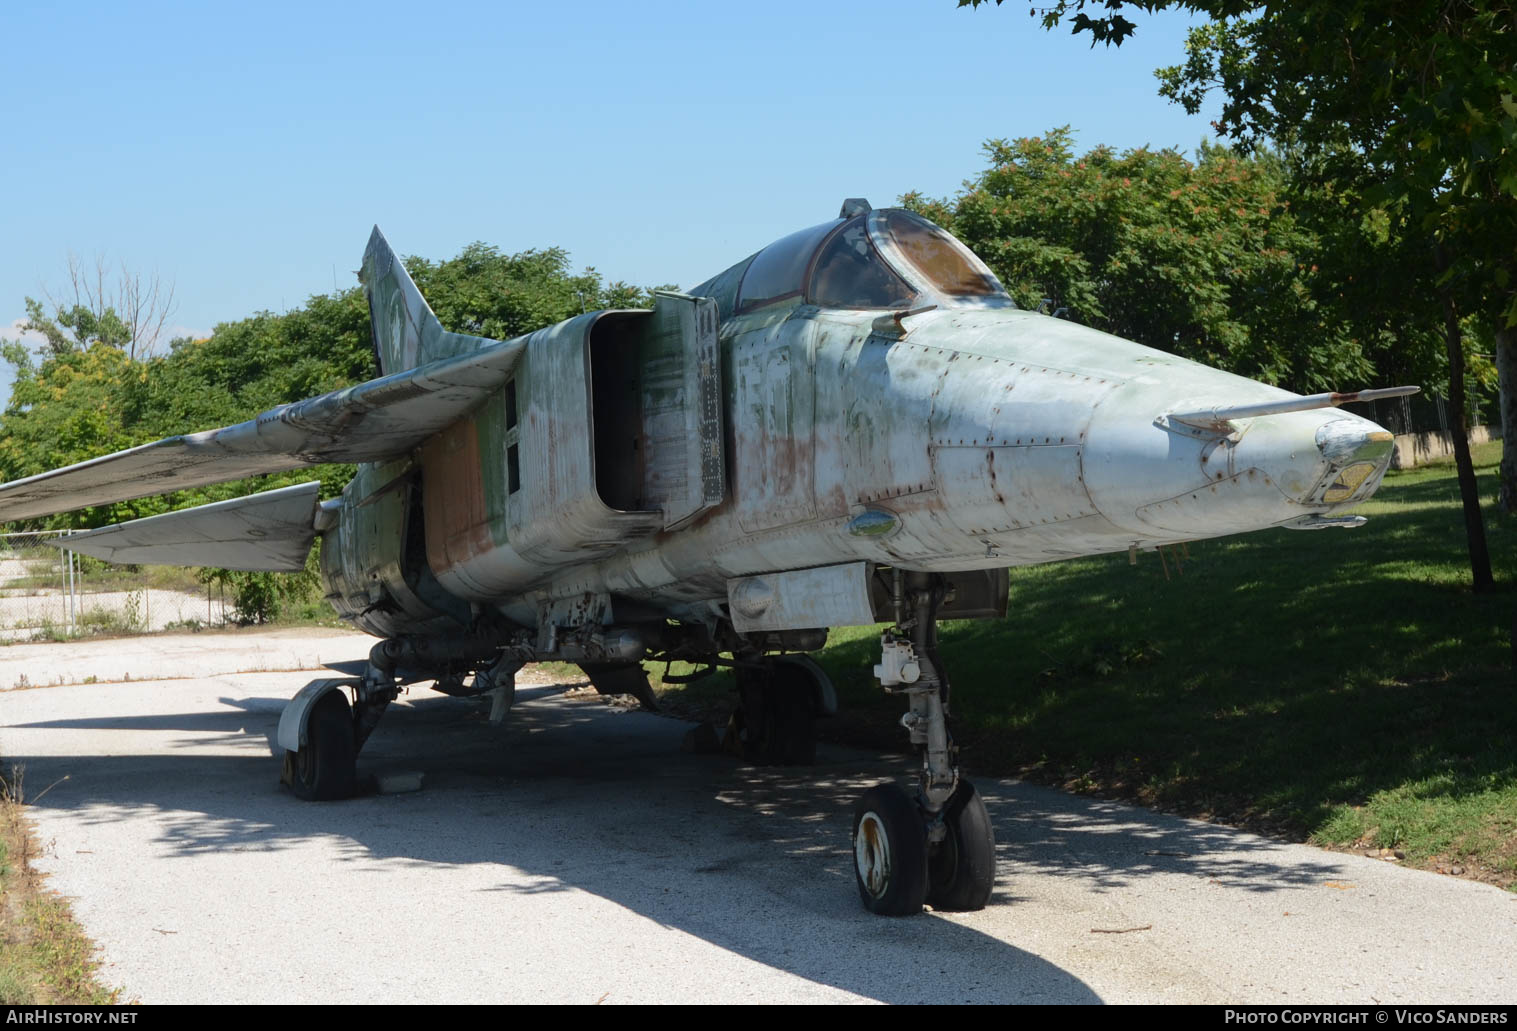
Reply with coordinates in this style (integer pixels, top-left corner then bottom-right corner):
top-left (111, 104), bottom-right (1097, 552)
top-left (926, 780), bottom-right (996, 911)
top-left (734, 665), bottom-right (816, 766)
top-left (851, 782), bottom-right (928, 916)
top-left (283, 689), bottom-right (357, 801)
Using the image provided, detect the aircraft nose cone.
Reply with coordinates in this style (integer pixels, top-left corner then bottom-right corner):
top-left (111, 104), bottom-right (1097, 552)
top-left (1084, 388), bottom-right (1396, 540)
top-left (1314, 422), bottom-right (1395, 505)
top-left (1229, 410), bottom-right (1393, 508)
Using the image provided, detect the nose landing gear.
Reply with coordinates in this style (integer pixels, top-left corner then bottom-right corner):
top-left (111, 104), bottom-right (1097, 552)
top-left (851, 572), bottom-right (997, 915)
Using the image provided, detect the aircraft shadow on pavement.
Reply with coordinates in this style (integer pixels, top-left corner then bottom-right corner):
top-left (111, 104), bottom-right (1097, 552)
top-left (987, 786), bottom-right (1344, 893)
top-left (1, 682), bottom-right (1345, 1003)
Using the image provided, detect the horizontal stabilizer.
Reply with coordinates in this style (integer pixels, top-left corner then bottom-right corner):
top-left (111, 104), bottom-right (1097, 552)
top-left (0, 333), bottom-right (525, 522)
top-left (53, 482), bottom-right (321, 572)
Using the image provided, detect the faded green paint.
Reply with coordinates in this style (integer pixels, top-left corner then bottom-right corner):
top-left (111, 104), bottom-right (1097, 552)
top-left (475, 390), bottom-right (511, 549)
top-left (320, 456), bottom-right (469, 637)
top-left (636, 293), bottom-right (724, 527)
top-left (361, 227), bottom-right (498, 373)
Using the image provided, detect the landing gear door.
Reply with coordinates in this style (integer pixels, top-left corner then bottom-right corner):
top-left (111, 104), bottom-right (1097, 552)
top-left (641, 292), bottom-right (726, 530)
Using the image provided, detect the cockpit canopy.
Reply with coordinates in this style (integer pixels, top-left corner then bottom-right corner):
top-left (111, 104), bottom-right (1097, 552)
top-left (732, 206), bottom-right (1011, 315)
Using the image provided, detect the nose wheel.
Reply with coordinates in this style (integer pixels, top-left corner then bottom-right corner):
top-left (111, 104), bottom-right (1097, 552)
top-left (852, 783), bottom-right (928, 915)
top-left (851, 570), bottom-right (998, 915)
top-left (851, 779), bottom-right (996, 915)
top-left (926, 780), bottom-right (996, 911)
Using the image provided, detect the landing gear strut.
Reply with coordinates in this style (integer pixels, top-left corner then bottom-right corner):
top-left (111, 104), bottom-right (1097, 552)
top-left (729, 660), bottom-right (812, 765)
top-left (851, 571), bottom-right (996, 915)
top-left (282, 633), bottom-right (509, 799)
top-left (281, 642), bottom-right (410, 799)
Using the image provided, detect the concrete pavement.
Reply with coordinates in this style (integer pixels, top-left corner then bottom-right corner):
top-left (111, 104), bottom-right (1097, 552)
top-left (0, 630), bottom-right (1511, 1004)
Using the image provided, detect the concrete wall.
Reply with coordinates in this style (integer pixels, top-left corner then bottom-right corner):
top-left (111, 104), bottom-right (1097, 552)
top-left (1390, 424), bottom-right (1500, 470)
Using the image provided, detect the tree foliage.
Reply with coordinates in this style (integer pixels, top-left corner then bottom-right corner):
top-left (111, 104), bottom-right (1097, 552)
top-left (904, 128), bottom-right (1457, 394)
top-left (406, 244), bottom-right (659, 342)
top-left (960, 0), bottom-right (1512, 575)
top-left (17, 254), bottom-right (178, 360)
top-left (959, 0), bottom-right (1516, 311)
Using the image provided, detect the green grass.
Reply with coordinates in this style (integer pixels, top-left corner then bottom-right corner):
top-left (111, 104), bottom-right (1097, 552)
top-left (656, 440), bottom-right (1517, 887)
top-left (0, 769), bottom-right (119, 1004)
top-left (3, 563), bottom-right (204, 595)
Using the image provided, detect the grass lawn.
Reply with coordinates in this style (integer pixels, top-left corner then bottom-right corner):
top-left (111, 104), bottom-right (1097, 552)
top-left (656, 440), bottom-right (1516, 888)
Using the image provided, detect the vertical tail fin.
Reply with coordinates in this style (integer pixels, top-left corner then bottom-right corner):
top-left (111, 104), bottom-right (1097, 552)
top-left (362, 227), bottom-right (490, 374)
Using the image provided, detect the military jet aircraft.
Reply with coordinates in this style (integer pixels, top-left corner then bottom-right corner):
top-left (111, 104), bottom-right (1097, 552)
top-left (0, 199), bottom-right (1413, 916)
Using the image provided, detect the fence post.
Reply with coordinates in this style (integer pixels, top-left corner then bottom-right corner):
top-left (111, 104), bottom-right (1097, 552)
top-left (64, 534), bottom-right (75, 633)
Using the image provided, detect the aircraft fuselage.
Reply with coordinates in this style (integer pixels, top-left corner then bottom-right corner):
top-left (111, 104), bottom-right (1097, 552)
top-left (320, 293), bottom-right (1393, 640)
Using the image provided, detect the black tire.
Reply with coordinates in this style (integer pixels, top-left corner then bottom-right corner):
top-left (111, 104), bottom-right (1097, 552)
top-left (773, 654), bottom-right (836, 716)
top-left (284, 689), bottom-right (357, 801)
top-left (735, 665), bottom-right (815, 766)
top-left (851, 782), bottom-right (929, 916)
top-left (927, 780), bottom-right (996, 911)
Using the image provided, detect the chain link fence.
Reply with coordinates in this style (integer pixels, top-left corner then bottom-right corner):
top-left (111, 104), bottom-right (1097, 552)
top-left (0, 531), bottom-right (230, 641)
top-left (1340, 392), bottom-right (1502, 470)
top-left (1341, 393), bottom-right (1462, 438)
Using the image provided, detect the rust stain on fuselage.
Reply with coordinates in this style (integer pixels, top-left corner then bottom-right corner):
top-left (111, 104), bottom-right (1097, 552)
top-left (421, 418), bottom-right (493, 577)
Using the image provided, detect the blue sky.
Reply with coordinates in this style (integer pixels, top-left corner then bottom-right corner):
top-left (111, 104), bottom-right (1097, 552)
top-left (1, 0), bottom-right (1219, 385)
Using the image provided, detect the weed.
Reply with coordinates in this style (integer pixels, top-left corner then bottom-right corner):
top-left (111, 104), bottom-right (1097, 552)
top-left (121, 591), bottom-right (144, 633)
top-left (0, 765), bottom-right (118, 1004)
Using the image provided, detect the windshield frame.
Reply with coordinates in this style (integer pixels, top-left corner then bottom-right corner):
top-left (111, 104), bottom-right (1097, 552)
top-left (802, 215), bottom-right (921, 312)
top-left (732, 208), bottom-right (1014, 318)
top-left (734, 218), bottom-right (843, 315)
top-left (866, 210), bottom-right (1013, 307)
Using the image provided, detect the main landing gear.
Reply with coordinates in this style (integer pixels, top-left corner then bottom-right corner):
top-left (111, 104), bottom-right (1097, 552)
top-left (851, 572), bottom-right (996, 915)
top-left (280, 672), bottom-right (397, 801)
top-left (727, 654), bottom-right (835, 766)
top-left (279, 634), bottom-right (504, 800)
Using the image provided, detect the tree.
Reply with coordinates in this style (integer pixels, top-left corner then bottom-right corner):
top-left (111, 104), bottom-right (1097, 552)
top-left (404, 242), bottom-right (666, 342)
top-left (961, 0), bottom-right (1512, 589)
top-left (0, 342), bottom-right (147, 527)
top-left (1150, 2), bottom-right (1516, 541)
top-left (16, 254), bottom-right (178, 360)
top-left (907, 129), bottom-right (1390, 393)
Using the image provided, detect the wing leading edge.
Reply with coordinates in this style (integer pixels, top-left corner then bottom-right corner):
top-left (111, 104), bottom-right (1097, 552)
top-left (0, 339), bottom-right (524, 522)
top-left (0, 228), bottom-right (523, 524)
